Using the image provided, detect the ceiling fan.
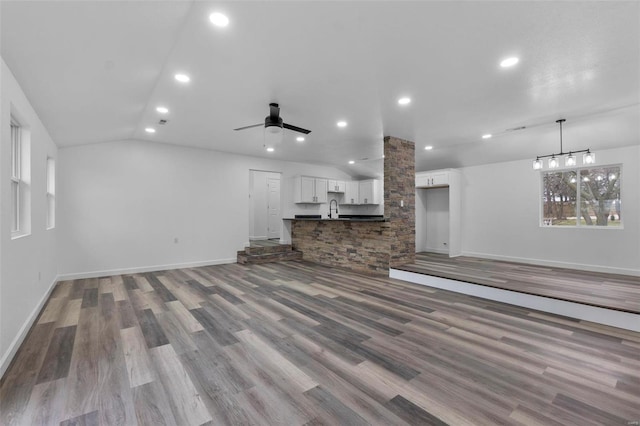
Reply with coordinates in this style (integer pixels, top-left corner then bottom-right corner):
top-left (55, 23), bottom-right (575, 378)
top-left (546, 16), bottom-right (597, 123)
top-left (234, 103), bottom-right (311, 134)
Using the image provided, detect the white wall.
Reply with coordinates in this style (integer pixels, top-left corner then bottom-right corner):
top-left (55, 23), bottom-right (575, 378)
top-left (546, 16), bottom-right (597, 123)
top-left (57, 139), bottom-right (356, 277)
top-left (460, 145), bottom-right (640, 275)
top-left (1, 58), bottom-right (58, 376)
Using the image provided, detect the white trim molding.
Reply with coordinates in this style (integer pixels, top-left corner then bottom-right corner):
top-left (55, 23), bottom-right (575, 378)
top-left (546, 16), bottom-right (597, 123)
top-left (57, 258), bottom-right (236, 281)
top-left (1, 276), bottom-right (58, 379)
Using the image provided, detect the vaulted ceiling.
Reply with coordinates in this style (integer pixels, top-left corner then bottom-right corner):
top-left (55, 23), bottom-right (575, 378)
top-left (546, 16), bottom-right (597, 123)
top-left (2, 1), bottom-right (638, 175)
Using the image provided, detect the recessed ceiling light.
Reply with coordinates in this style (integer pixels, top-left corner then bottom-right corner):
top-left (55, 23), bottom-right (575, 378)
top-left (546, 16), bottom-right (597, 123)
top-left (266, 147), bottom-right (274, 152)
top-left (500, 57), bottom-right (519, 68)
top-left (209, 12), bottom-right (229, 27)
top-left (398, 97), bottom-right (411, 105)
top-left (424, 145), bottom-right (433, 150)
top-left (145, 127), bottom-right (156, 133)
top-left (156, 106), bottom-right (169, 114)
top-left (296, 136), bottom-right (305, 142)
top-left (482, 134), bottom-right (492, 139)
top-left (337, 121), bottom-right (347, 128)
top-left (348, 160), bottom-right (355, 164)
top-left (174, 73), bottom-right (190, 83)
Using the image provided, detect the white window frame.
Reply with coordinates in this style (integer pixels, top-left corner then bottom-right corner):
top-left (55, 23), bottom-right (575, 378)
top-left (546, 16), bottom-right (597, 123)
top-left (540, 163), bottom-right (623, 229)
top-left (46, 157), bottom-right (55, 229)
top-left (11, 118), bottom-right (22, 236)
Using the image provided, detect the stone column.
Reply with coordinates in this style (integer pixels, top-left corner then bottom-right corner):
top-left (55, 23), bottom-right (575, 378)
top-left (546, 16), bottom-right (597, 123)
top-left (384, 136), bottom-right (416, 267)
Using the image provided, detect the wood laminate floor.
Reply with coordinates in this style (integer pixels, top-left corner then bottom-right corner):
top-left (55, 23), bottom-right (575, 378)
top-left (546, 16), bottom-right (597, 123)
top-left (1, 260), bottom-right (639, 425)
top-left (396, 252), bottom-right (640, 313)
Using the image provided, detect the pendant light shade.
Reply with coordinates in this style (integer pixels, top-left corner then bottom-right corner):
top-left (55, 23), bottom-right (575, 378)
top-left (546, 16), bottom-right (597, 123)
top-left (532, 158), bottom-right (543, 170)
top-left (565, 153), bottom-right (576, 167)
top-left (583, 151), bottom-right (596, 165)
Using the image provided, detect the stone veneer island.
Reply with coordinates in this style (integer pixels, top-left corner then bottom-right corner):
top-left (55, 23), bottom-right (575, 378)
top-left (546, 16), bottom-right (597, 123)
top-left (287, 136), bottom-right (415, 276)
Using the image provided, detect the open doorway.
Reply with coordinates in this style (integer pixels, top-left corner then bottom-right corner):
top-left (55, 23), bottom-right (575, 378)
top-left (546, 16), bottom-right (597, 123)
top-left (249, 170), bottom-right (282, 242)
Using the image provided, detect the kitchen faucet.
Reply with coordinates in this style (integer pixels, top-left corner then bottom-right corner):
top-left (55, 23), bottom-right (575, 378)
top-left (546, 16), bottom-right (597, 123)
top-left (329, 199), bottom-right (339, 219)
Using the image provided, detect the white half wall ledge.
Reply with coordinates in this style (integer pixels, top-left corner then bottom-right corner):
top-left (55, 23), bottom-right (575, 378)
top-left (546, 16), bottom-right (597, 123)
top-left (57, 258), bottom-right (237, 281)
top-left (462, 251), bottom-right (640, 277)
top-left (1, 276), bottom-right (58, 380)
top-left (390, 269), bottom-right (640, 332)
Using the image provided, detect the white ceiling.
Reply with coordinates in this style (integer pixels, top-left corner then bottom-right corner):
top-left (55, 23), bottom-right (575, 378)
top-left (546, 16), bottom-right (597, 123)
top-left (2, 1), bottom-right (638, 176)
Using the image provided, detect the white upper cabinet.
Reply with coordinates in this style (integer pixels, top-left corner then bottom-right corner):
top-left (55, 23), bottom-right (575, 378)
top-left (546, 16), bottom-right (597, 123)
top-left (416, 170), bottom-right (449, 188)
top-left (295, 176), bottom-right (327, 203)
top-left (327, 179), bottom-right (346, 193)
top-left (315, 178), bottom-right (328, 203)
top-left (343, 181), bottom-right (359, 204)
top-left (358, 179), bottom-right (380, 205)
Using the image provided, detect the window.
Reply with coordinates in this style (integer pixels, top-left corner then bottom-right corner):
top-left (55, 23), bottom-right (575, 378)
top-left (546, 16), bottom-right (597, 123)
top-left (10, 116), bottom-right (31, 238)
top-left (11, 119), bottom-right (22, 234)
top-left (46, 157), bottom-right (55, 229)
top-left (542, 165), bottom-right (622, 227)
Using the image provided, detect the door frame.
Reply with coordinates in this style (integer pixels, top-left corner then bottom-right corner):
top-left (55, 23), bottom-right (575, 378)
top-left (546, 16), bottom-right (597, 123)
top-left (248, 169), bottom-right (282, 242)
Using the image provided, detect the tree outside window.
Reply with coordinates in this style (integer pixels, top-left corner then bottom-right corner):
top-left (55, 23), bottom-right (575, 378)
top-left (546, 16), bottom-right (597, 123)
top-left (542, 165), bottom-right (621, 227)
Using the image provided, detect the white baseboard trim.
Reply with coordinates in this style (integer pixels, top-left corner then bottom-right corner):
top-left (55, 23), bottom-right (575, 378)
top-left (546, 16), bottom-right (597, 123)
top-left (1, 276), bottom-right (59, 380)
top-left (390, 269), bottom-right (639, 332)
top-left (57, 258), bottom-right (237, 281)
top-left (421, 247), bottom-right (449, 255)
top-left (462, 251), bottom-right (640, 277)
top-left (249, 236), bottom-right (268, 241)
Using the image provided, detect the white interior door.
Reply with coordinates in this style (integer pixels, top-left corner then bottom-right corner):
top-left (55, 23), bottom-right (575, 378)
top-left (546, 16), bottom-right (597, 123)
top-left (267, 177), bottom-right (281, 239)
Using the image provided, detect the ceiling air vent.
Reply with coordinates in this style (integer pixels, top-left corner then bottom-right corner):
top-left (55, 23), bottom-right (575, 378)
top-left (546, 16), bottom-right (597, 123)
top-left (159, 119), bottom-right (168, 125)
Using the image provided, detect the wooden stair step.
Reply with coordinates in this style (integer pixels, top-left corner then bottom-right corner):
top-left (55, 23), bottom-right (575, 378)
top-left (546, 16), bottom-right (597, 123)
top-left (237, 250), bottom-right (303, 265)
top-left (245, 244), bottom-right (293, 255)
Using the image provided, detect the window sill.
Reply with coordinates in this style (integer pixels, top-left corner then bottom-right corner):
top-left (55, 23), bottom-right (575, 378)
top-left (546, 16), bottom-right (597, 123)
top-left (540, 224), bottom-right (624, 230)
top-left (11, 231), bottom-right (31, 240)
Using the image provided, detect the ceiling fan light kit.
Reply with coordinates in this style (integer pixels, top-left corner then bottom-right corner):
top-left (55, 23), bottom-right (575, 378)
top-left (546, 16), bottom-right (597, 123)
top-left (532, 119), bottom-right (594, 170)
top-left (234, 103), bottom-right (311, 136)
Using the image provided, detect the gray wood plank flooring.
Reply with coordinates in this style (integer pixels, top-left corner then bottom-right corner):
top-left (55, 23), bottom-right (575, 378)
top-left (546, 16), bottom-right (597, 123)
top-left (396, 252), bottom-right (640, 313)
top-left (1, 260), bottom-right (639, 425)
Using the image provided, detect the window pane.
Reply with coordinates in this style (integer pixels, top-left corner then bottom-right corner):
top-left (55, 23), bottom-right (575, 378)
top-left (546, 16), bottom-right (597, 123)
top-left (11, 181), bottom-right (19, 232)
top-left (47, 195), bottom-right (55, 229)
top-left (11, 124), bottom-right (20, 179)
top-left (542, 171), bottom-right (577, 226)
top-left (579, 166), bottom-right (622, 227)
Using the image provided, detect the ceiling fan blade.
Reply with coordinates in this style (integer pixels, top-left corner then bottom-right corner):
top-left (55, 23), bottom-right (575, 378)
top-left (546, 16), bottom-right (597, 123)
top-left (233, 123), bottom-right (263, 131)
top-left (269, 103), bottom-right (280, 120)
top-left (283, 123), bottom-right (311, 134)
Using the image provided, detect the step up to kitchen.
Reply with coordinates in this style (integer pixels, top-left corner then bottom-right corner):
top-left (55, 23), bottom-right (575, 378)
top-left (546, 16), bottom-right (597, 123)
top-left (237, 245), bottom-right (303, 264)
top-left (245, 243), bottom-right (294, 256)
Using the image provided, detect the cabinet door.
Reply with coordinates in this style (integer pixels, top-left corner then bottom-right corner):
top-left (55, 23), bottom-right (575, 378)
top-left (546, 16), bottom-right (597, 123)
top-left (416, 174), bottom-right (430, 188)
top-left (343, 181), bottom-right (359, 204)
top-left (431, 172), bottom-right (449, 187)
top-left (299, 176), bottom-right (316, 202)
top-left (358, 179), bottom-right (379, 204)
top-left (327, 180), bottom-right (345, 193)
top-left (315, 178), bottom-right (328, 203)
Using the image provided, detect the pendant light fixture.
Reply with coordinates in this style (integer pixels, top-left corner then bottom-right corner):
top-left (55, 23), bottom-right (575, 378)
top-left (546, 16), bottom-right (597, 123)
top-left (532, 119), bottom-right (594, 170)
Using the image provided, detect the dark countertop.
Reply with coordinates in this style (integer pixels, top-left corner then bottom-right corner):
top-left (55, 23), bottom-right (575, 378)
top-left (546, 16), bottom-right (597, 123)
top-left (284, 215), bottom-right (388, 222)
